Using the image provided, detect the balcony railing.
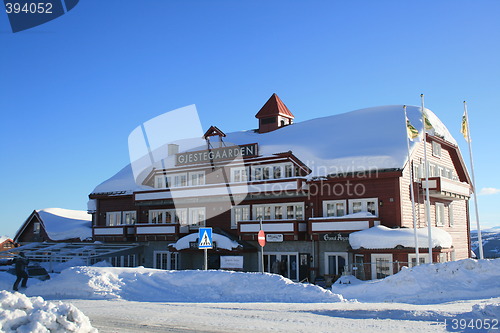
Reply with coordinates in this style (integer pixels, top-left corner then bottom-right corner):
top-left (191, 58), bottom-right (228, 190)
top-left (308, 216), bottom-right (380, 234)
top-left (421, 177), bottom-right (470, 200)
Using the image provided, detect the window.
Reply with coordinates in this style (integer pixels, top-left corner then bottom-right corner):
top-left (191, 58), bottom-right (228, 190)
top-left (370, 254), bottom-right (393, 279)
top-left (432, 141), bottom-right (442, 157)
top-left (231, 167), bottom-right (248, 183)
top-left (106, 212), bottom-right (122, 226)
top-left (155, 175), bottom-right (166, 188)
top-left (449, 203), bottom-right (454, 227)
top-left (436, 202), bottom-right (445, 226)
top-left (154, 251), bottom-right (178, 270)
top-left (348, 198), bottom-right (378, 216)
top-left (123, 211), bottom-right (136, 225)
top-left (189, 171), bottom-right (205, 186)
top-left (254, 167), bottom-right (263, 181)
top-left (111, 255), bottom-right (137, 267)
top-left (273, 166), bottom-right (282, 179)
top-left (176, 208), bottom-right (188, 225)
top-left (324, 252), bottom-right (348, 276)
top-left (323, 200), bottom-right (346, 217)
top-left (408, 253), bottom-right (429, 267)
top-left (285, 164), bottom-right (293, 178)
top-left (149, 209), bottom-right (187, 224)
top-left (231, 206), bottom-right (250, 229)
top-left (252, 163), bottom-right (295, 181)
top-left (263, 252), bottom-right (299, 281)
top-left (253, 203), bottom-right (305, 220)
top-left (189, 207), bottom-right (206, 227)
top-left (262, 166), bottom-right (270, 180)
top-left (274, 206), bottom-right (283, 219)
top-left (150, 210), bottom-right (164, 224)
top-left (33, 222), bottom-right (40, 234)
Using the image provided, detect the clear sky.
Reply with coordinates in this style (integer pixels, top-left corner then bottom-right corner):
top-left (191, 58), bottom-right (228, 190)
top-left (1, 0), bottom-right (499, 237)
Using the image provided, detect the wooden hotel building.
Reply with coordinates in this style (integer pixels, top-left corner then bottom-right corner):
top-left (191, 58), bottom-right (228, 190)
top-left (88, 94), bottom-right (472, 282)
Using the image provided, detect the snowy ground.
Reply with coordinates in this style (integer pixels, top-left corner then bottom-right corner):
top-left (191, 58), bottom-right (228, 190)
top-left (1, 259), bottom-right (499, 332)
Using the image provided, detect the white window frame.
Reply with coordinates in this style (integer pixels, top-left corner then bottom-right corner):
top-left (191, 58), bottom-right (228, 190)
top-left (149, 209), bottom-right (187, 224)
top-left (263, 252), bottom-right (299, 281)
top-left (324, 252), bottom-right (348, 276)
top-left (155, 175), bottom-right (166, 188)
top-left (435, 202), bottom-right (445, 226)
top-left (106, 212), bottom-right (122, 226)
top-left (348, 198), bottom-right (378, 216)
top-left (253, 202), bottom-right (305, 220)
top-left (231, 205), bottom-right (250, 229)
top-left (154, 251), bottom-right (178, 270)
top-left (323, 200), bottom-right (346, 217)
top-left (189, 171), bottom-right (205, 186)
top-left (231, 167), bottom-right (249, 183)
top-left (33, 222), bottom-right (40, 234)
top-left (188, 207), bottom-right (206, 228)
top-left (370, 253), bottom-right (393, 279)
top-left (408, 253), bottom-right (430, 268)
top-left (432, 141), bottom-right (442, 157)
top-left (123, 211), bottom-right (136, 225)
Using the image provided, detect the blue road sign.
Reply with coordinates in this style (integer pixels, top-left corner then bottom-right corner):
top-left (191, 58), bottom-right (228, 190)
top-left (198, 228), bottom-right (213, 249)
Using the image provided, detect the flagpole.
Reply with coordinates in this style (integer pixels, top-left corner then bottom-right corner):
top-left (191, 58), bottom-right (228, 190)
top-left (463, 101), bottom-right (484, 259)
top-left (404, 106), bottom-right (420, 265)
top-left (421, 94), bottom-right (433, 263)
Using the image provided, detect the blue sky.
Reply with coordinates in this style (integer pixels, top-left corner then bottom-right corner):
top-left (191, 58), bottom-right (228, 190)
top-left (1, 0), bottom-right (499, 237)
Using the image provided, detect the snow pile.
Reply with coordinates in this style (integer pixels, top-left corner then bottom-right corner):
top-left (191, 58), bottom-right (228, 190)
top-left (331, 258), bottom-right (500, 304)
top-left (0, 290), bottom-right (96, 333)
top-left (36, 208), bottom-right (92, 241)
top-left (349, 225), bottom-right (453, 249)
top-left (27, 266), bottom-right (344, 303)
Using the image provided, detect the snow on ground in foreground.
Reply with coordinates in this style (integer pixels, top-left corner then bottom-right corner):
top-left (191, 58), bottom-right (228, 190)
top-left (332, 258), bottom-right (500, 304)
top-left (0, 290), bottom-right (96, 333)
top-left (26, 267), bottom-right (344, 303)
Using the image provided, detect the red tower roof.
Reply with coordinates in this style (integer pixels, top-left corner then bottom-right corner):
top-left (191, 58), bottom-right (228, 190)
top-left (255, 93), bottom-right (294, 119)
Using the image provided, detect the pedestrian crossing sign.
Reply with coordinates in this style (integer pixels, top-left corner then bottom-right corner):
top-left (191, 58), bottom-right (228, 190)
top-left (198, 228), bottom-right (213, 249)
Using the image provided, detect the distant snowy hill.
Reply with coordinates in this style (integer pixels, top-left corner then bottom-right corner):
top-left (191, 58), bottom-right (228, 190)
top-left (471, 227), bottom-right (500, 258)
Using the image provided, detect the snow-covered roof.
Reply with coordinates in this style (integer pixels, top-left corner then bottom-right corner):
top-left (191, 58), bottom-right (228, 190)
top-left (91, 105), bottom-right (456, 195)
top-left (169, 232), bottom-right (242, 251)
top-left (349, 225), bottom-right (453, 250)
top-left (0, 236), bottom-right (11, 243)
top-left (36, 208), bottom-right (92, 241)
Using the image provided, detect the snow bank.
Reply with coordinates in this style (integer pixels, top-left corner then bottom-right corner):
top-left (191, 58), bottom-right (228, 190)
top-left (331, 258), bottom-right (500, 304)
top-left (27, 266), bottom-right (344, 303)
top-left (349, 225), bottom-right (453, 249)
top-left (36, 208), bottom-right (92, 241)
top-left (0, 291), bottom-right (96, 333)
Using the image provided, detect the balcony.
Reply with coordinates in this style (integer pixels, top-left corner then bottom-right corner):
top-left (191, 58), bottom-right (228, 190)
top-left (238, 219), bottom-right (307, 241)
top-left (421, 177), bottom-right (470, 200)
top-left (308, 215), bottom-right (380, 234)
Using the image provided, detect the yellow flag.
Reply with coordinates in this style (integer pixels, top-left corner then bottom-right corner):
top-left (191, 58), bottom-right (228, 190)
top-left (406, 119), bottom-right (419, 140)
top-left (423, 111), bottom-right (433, 130)
top-left (461, 112), bottom-right (469, 141)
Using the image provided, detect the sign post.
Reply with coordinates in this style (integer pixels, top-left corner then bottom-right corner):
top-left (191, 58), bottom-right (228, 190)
top-left (198, 227), bottom-right (213, 270)
top-left (258, 219), bottom-right (265, 273)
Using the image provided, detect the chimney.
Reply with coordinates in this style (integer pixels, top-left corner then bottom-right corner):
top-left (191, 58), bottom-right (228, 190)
top-left (168, 144), bottom-right (179, 156)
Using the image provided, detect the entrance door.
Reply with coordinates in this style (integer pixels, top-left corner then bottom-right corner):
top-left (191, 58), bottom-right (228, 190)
top-left (263, 252), bottom-right (299, 281)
